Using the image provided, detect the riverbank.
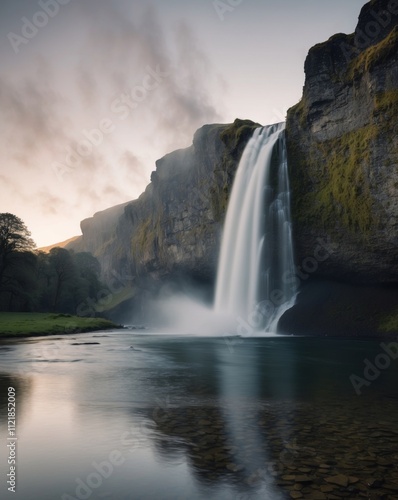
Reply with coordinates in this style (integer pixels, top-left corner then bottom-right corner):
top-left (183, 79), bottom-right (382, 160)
top-left (0, 312), bottom-right (121, 338)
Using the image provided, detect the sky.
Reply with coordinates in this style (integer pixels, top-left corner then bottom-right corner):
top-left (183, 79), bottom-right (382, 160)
top-left (0, 0), bottom-right (366, 247)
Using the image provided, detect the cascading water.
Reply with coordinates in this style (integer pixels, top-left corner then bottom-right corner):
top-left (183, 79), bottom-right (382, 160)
top-left (214, 123), bottom-right (296, 332)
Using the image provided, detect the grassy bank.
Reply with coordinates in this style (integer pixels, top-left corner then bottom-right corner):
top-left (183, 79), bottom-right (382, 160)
top-left (0, 312), bottom-right (121, 338)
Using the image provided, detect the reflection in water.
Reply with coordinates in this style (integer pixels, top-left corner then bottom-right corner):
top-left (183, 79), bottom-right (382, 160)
top-left (0, 371), bottom-right (32, 429)
top-left (124, 337), bottom-right (398, 499)
top-left (0, 334), bottom-right (397, 499)
top-left (216, 345), bottom-right (284, 499)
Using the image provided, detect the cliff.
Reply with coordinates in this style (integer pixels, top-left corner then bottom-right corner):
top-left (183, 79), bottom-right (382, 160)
top-left (68, 119), bottom-right (259, 291)
top-left (278, 0), bottom-right (398, 336)
top-left (286, 0), bottom-right (398, 284)
top-left (68, 0), bottom-right (398, 332)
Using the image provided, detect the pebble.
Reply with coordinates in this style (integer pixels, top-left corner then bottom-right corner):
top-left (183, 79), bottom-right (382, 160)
top-left (140, 396), bottom-right (398, 499)
top-left (325, 475), bottom-right (349, 487)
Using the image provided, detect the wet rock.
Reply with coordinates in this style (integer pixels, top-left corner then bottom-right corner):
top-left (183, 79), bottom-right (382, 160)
top-left (325, 474), bottom-right (349, 487)
top-left (294, 475), bottom-right (314, 484)
top-left (226, 463), bottom-right (243, 472)
top-left (305, 493), bottom-right (327, 500)
top-left (289, 492), bottom-right (303, 499)
top-left (384, 482), bottom-right (398, 491)
top-left (367, 478), bottom-right (384, 488)
top-left (320, 485), bottom-right (334, 492)
top-left (71, 342), bottom-right (100, 345)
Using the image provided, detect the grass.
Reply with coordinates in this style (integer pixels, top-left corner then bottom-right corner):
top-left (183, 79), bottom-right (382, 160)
top-left (348, 25), bottom-right (398, 80)
top-left (0, 312), bottom-right (121, 337)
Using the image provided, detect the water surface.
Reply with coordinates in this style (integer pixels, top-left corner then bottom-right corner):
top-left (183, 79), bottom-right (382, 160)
top-left (1, 332), bottom-right (397, 499)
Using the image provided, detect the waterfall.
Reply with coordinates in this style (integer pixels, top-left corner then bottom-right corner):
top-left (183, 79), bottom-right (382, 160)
top-left (214, 123), bottom-right (296, 332)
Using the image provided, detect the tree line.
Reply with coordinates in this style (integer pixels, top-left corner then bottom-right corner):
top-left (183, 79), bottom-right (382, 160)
top-left (0, 213), bottom-right (104, 314)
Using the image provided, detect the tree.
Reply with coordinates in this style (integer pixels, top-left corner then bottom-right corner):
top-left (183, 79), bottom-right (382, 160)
top-left (2, 251), bottom-right (38, 311)
top-left (0, 214), bottom-right (107, 314)
top-left (73, 252), bottom-right (102, 295)
top-left (48, 247), bottom-right (76, 312)
top-left (0, 214), bottom-right (36, 311)
top-left (0, 213), bottom-right (35, 252)
top-left (0, 213), bottom-right (35, 280)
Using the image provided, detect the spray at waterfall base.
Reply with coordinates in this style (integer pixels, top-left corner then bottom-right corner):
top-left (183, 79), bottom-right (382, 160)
top-left (231, 236), bottom-right (336, 337)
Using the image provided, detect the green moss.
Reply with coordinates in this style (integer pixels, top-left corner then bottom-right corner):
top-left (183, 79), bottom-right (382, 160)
top-left (288, 97), bottom-right (309, 128)
top-left (133, 218), bottom-right (151, 255)
top-left (130, 211), bottom-right (167, 269)
top-left (379, 309), bottom-right (398, 333)
top-left (374, 89), bottom-right (398, 127)
top-left (374, 89), bottom-right (398, 162)
top-left (207, 119), bottom-right (261, 223)
top-left (348, 25), bottom-right (398, 79)
top-left (93, 236), bottom-right (115, 258)
top-left (220, 119), bottom-right (261, 153)
top-left (291, 124), bottom-right (378, 234)
top-left (131, 217), bottom-right (157, 261)
top-left (210, 178), bottom-right (230, 222)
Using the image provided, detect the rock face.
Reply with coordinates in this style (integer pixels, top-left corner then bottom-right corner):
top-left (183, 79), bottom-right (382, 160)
top-left (68, 120), bottom-right (259, 291)
top-left (286, 0), bottom-right (398, 284)
top-left (69, 0), bottom-right (398, 330)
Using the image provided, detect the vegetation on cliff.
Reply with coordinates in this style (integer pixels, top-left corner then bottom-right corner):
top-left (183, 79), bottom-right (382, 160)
top-left (290, 124), bottom-right (378, 234)
top-left (211, 119), bottom-right (261, 221)
top-left (349, 25), bottom-right (398, 78)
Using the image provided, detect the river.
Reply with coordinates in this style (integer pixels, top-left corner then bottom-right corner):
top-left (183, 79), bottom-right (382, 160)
top-left (1, 331), bottom-right (398, 499)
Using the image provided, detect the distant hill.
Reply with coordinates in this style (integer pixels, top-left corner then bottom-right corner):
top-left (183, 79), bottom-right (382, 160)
top-left (38, 236), bottom-right (80, 253)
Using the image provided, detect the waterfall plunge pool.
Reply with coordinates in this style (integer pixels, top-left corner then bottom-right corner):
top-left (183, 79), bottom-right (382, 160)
top-left (1, 331), bottom-right (397, 499)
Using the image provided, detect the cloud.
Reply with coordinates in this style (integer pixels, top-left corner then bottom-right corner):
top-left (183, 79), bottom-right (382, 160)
top-left (120, 151), bottom-right (149, 184)
top-left (0, 174), bottom-right (18, 199)
top-left (157, 20), bottom-right (225, 136)
top-left (76, 64), bottom-right (99, 109)
top-left (75, 1), bottom-right (225, 146)
top-left (0, 0), bottom-right (226, 245)
top-left (35, 190), bottom-right (68, 216)
top-left (0, 59), bottom-right (73, 174)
